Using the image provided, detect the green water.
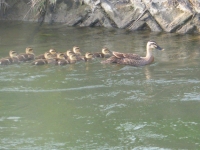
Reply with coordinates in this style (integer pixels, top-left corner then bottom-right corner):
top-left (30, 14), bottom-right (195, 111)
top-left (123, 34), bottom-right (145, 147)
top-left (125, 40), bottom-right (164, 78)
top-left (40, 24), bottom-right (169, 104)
top-left (0, 21), bottom-right (200, 149)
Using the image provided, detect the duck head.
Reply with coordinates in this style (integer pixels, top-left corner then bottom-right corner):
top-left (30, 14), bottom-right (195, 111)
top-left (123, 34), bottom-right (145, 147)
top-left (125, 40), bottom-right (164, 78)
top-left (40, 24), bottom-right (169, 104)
top-left (85, 52), bottom-right (93, 59)
top-left (49, 49), bottom-right (57, 55)
top-left (44, 52), bottom-right (54, 59)
top-left (66, 50), bottom-right (74, 57)
top-left (69, 54), bottom-right (77, 61)
top-left (73, 46), bottom-right (81, 55)
top-left (26, 47), bottom-right (34, 54)
top-left (102, 47), bottom-right (111, 55)
top-left (57, 53), bottom-right (66, 60)
top-left (147, 41), bottom-right (164, 51)
top-left (9, 50), bottom-right (18, 58)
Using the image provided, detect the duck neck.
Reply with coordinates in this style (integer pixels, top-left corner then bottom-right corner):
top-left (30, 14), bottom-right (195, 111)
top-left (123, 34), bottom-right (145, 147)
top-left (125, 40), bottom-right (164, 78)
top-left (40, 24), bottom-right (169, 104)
top-left (145, 46), bottom-right (153, 58)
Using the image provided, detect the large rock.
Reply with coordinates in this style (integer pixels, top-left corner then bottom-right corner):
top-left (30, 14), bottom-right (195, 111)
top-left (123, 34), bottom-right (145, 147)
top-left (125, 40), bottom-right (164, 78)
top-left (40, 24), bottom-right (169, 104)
top-left (1, 0), bottom-right (200, 34)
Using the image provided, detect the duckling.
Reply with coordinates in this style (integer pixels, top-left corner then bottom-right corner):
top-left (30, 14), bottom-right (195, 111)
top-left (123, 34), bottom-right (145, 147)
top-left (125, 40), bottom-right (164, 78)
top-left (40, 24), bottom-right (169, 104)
top-left (45, 52), bottom-right (57, 65)
top-left (93, 47), bottom-right (111, 58)
top-left (17, 47), bottom-right (35, 62)
top-left (72, 46), bottom-right (82, 56)
top-left (31, 52), bottom-right (55, 65)
top-left (64, 50), bottom-right (74, 59)
top-left (83, 52), bottom-right (94, 61)
top-left (0, 50), bottom-right (19, 65)
top-left (57, 53), bottom-right (77, 64)
top-left (56, 53), bottom-right (69, 65)
top-left (101, 41), bottom-right (163, 66)
top-left (72, 46), bottom-right (84, 61)
top-left (66, 50), bottom-right (74, 56)
top-left (9, 50), bottom-right (19, 64)
top-left (31, 52), bottom-right (48, 65)
top-left (49, 48), bottom-right (57, 58)
top-left (67, 53), bottom-right (77, 64)
top-left (35, 48), bottom-right (57, 59)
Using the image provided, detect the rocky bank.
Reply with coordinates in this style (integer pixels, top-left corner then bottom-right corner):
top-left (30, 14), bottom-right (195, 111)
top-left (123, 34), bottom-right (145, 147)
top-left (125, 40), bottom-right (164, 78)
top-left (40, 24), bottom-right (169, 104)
top-left (1, 0), bottom-right (200, 34)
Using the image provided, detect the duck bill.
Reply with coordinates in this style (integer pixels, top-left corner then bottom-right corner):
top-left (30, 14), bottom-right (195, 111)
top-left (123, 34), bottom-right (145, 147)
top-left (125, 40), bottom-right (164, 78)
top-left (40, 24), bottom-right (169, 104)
top-left (156, 45), bottom-right (164, 51)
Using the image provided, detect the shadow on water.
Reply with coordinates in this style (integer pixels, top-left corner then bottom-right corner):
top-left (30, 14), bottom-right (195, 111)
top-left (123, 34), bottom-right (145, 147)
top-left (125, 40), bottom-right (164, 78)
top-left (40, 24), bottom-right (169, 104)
top-left (0, 22), bottom-right (200, 149)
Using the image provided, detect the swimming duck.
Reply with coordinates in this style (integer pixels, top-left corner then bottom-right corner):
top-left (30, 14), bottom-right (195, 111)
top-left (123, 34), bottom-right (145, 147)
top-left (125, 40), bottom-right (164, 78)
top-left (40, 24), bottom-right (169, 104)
top-left (83, 52), bottom-right (94, 61)
top-left (101, 41), bottom-right (164, 66)
top-left (0, 50), bottom-right (19, 65)
top-left (56, 53), bottom-right (69, 65)
top-left (93, 47), bottom-right (111, 58)
top-left (17, 47), bottom-right (35, 62)
top-left (72, 46), bottom-right (84, 61)
top-left (35, 48), bottom-right (57, 59)
top-left (64, 50), bottom-right (74, 59)
top-left (67, 54), bottom-right (77, 64)
top-left (72, 46), bottom-right (82, 56)
top-left (49, 49), bottom-right (57, 58)
top-left (31, 52), bottom-right (54, 65)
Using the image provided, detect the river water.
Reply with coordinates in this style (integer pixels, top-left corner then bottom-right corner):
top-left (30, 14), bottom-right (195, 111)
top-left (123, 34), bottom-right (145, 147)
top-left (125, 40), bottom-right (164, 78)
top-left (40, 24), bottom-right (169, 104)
top-left (0, 21), bottom-right (200, 149)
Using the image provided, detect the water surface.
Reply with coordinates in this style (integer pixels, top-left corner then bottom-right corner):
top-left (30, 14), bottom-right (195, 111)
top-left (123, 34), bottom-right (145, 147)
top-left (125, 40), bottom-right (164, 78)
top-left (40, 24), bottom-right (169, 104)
top-left (0, 21), bottom-right (200, 149)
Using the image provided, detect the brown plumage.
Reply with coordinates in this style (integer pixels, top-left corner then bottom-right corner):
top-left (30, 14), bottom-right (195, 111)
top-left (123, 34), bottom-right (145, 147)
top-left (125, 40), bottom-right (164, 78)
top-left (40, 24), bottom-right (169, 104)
top-left (101, 56), bottom-right (118, 64)
top-left (35, 54), bottom-right (45, 59)
top-left (56, 53), bottom-right (69, 65)
top-left (17, 47), bottom-right (35, 62)
top-left (35, 48), bottom-right (57, 59)
top-left (64, 50), bottom-right (74, 59)
top-left (72, 46), bottom-right (84, 61)
top-left (0, 50), bottom-right (19, 65)
top-left (67, 54), bottom-right (77, 64)
top-left (32, 52), bottom-right (53, 65)
top-left (101, 41), bottom-right (163, 66)
top-left (112, 51), bottom-right (141, 59)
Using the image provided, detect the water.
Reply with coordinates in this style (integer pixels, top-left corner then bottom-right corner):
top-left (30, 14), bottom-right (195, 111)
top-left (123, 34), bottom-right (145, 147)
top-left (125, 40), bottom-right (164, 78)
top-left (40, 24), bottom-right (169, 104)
top-left (0, 21), bottom-right (200, 149)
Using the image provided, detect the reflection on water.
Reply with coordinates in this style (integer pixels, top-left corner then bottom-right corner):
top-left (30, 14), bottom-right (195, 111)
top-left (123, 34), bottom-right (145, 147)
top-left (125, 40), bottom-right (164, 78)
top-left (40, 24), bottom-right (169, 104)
top-left (0, 21), bottom-right (200, 149)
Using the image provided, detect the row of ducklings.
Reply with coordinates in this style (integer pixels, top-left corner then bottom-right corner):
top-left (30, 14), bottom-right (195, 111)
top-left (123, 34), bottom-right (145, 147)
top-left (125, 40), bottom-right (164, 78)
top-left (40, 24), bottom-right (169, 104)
top-left (0, 46), bottom-right (111, 65)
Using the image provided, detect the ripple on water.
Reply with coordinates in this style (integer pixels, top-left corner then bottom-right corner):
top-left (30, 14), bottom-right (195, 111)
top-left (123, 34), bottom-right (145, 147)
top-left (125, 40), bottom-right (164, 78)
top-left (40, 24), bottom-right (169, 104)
top-left (132, 147), bottom-right (171, 150)
top-left (181, 92), bottom-right (200, 101)
top-left (0, 85), bottom-right (107, 93)
top-left (0, 137), bottom-right (66, 150)
top-left (115, 119), bottom-right (200, 149)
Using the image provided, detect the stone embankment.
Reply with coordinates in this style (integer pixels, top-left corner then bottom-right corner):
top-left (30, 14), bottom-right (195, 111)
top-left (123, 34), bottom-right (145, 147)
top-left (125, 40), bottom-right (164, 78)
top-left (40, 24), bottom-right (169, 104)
top-left (1, 0), bottom-right (200, 34)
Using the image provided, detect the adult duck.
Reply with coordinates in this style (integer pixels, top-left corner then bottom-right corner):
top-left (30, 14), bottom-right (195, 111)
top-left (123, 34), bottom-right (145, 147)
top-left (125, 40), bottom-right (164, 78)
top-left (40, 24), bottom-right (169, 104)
top-left (101, 41), bottom-right (164, 66)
